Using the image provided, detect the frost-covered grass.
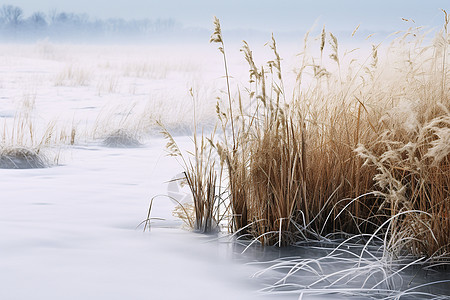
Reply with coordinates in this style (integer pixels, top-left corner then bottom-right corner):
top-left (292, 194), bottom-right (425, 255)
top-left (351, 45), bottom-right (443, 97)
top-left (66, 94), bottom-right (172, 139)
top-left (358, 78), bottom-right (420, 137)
top-left (199, 15), bottom-right (450, 260)
top-left (0, 42), bottom-right (221, 146)
top-left (157, 15), bottom-right (450, 299)
top-left (0, 111), bottom-right (67, 168)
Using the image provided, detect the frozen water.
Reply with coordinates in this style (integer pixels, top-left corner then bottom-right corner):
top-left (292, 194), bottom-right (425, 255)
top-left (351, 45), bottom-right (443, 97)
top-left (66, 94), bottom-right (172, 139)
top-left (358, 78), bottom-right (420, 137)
top-left (0, 140), bottom-right (266, 300)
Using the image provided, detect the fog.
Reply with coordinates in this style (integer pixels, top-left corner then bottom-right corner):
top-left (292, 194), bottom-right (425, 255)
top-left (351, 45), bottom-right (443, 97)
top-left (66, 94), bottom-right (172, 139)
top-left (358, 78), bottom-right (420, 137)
top-left (0, 0), bottom-right (448, 44)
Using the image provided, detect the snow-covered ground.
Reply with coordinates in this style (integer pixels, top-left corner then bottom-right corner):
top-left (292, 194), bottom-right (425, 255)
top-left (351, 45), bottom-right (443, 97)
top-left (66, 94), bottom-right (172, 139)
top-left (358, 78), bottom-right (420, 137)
top-left (0, 42), bottom-right (293, 300)
top-left (0, 139), bottom-right (269, 300)
top-left (0, 42), bottom-right (448, 300)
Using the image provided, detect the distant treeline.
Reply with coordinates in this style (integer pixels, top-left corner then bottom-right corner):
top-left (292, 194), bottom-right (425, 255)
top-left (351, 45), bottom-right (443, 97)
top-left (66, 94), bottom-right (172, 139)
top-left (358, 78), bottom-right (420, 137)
top-left (0, 4), bottom-right (392, 44)
top-left (0, 4), bottom-right (200, 43)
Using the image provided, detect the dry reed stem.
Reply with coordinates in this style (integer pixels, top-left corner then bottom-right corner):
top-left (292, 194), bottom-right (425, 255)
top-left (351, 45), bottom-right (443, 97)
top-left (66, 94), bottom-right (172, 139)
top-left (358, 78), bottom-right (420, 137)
top-left (207, 13), bottom-right (449, 261)
top-left (163, 14), bottom-right (449, 262)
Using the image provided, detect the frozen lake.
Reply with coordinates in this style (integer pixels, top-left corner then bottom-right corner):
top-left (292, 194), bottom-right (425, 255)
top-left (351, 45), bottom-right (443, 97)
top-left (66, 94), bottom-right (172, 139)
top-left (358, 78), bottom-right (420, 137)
top-left (0, 140), bottom-right (263, 300)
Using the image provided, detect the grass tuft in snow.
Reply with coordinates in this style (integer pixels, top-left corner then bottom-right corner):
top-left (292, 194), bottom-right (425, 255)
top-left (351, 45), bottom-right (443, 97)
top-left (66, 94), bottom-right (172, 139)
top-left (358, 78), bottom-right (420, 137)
top-left (0, 146), bottom-right (48, 169)
top-left (102, 129), bottom-right (141, 148)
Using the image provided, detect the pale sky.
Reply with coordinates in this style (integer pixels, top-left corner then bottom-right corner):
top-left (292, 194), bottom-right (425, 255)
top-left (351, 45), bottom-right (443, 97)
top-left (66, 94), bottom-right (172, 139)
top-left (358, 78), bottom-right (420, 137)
top-left (2, 0), bottom-right (449, 32)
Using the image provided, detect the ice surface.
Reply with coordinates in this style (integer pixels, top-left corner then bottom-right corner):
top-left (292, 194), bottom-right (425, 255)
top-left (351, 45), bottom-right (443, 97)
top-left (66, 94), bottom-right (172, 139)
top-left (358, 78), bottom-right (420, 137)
top-left (0, 140), bottom-right (268, 300)
top-left (0, 45), bottom-right (267, 299)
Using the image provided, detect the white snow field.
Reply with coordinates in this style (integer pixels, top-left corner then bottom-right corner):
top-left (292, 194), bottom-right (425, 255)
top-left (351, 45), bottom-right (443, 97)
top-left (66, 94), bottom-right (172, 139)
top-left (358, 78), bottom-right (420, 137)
top-left (0, 141), bottom-right (267, 300)
top-left (0, 43), bottom-right (271, 300)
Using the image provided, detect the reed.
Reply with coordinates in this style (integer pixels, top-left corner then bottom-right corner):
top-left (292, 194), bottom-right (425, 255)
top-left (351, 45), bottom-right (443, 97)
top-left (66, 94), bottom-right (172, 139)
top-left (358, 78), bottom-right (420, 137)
top-left (206, 13), bottom-right (449, 262)
top-left (354, 12), bottom-right (449, 261)
top-left (161, 13), bottom-right (448, 263)
top-left (159, 89), bottom-right (224, 233)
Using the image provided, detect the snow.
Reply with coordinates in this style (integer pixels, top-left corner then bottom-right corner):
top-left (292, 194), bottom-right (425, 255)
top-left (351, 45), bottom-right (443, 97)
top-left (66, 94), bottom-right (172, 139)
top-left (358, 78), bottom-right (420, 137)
top-left (0, 140), bottom-right (268, 299)
top-left (0, 43), bottom-right (268, 300)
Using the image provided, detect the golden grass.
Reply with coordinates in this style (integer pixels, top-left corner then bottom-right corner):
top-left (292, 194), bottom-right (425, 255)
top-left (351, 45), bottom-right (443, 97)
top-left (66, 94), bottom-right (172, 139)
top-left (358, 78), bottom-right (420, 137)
top-left (197, 14), bottom-right (449, 262)
top-left (0, 99), bottom-right (77, 167)
top-left (55, 64), bottom-right (91, 86)
top-left (159, 88), bottom-right (225, 233)
top-left (0, 146), bottom-right (48, 169)
top-left (0, 114), bottom-right (57, 168)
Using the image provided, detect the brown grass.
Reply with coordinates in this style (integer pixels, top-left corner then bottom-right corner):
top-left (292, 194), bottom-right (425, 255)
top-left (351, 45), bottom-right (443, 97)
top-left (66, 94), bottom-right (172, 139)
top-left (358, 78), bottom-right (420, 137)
top-left (161, 13), bottom-right (448, 264)
top-left (0, 111), bottom-right (70, 168)
top-left (205, 13), bottom-right (449, 262)
top-left (159, 88), bottom-right (224, 233)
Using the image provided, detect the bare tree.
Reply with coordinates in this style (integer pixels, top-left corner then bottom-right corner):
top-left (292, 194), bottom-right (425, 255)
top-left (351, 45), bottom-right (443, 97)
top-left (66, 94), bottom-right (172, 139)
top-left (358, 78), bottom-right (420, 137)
top-left (0, 5), bottom-right (23, 27)
top-left (28, 12), bottom-right (47, 27)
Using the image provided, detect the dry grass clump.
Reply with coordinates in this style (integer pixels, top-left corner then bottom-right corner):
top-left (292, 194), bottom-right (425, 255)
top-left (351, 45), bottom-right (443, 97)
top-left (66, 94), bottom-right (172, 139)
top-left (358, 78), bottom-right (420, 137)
top-left (55, 64), bottom-right (91, 86)
top-left (0, 146), bottom-right (48, 169)
top-left (0, 116), bottom-right (52, 169)
top-left (357, 107), bottom-right (449, 260)
top-left (158, 88), bottom-right (225, 233)
top-left (356, 77), bottom-right (449, 259)
top-left (102, 129), bottom-right (141, 148)
top-left (213, 43), bottom-right (315, 245)
top-left (0, 107), bottom-right (77, 167)
top-left (354, 14), bottom-right (450, 260)
top-left (204, 14), bottom-right (450, 262)
top-left (160, 14), bottom-right (448, 263)
top-left (160, 128), bottom-right (220, 233)
top-left (92, 101), bottom-right (146, 146)
top-left (209, 18), bottom-right (383, 246)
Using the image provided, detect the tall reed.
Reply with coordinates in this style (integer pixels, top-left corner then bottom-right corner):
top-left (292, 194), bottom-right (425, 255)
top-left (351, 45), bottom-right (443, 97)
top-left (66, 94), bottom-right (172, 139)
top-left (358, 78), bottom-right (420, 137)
top-left (163, 14), bottom-right (448, 262)
top-left (208, 13), bottom-right (449, 261)
top-left (159, 89), bottom-right (223, 233)
top-left (356, 11), bottom-right (450, 260)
